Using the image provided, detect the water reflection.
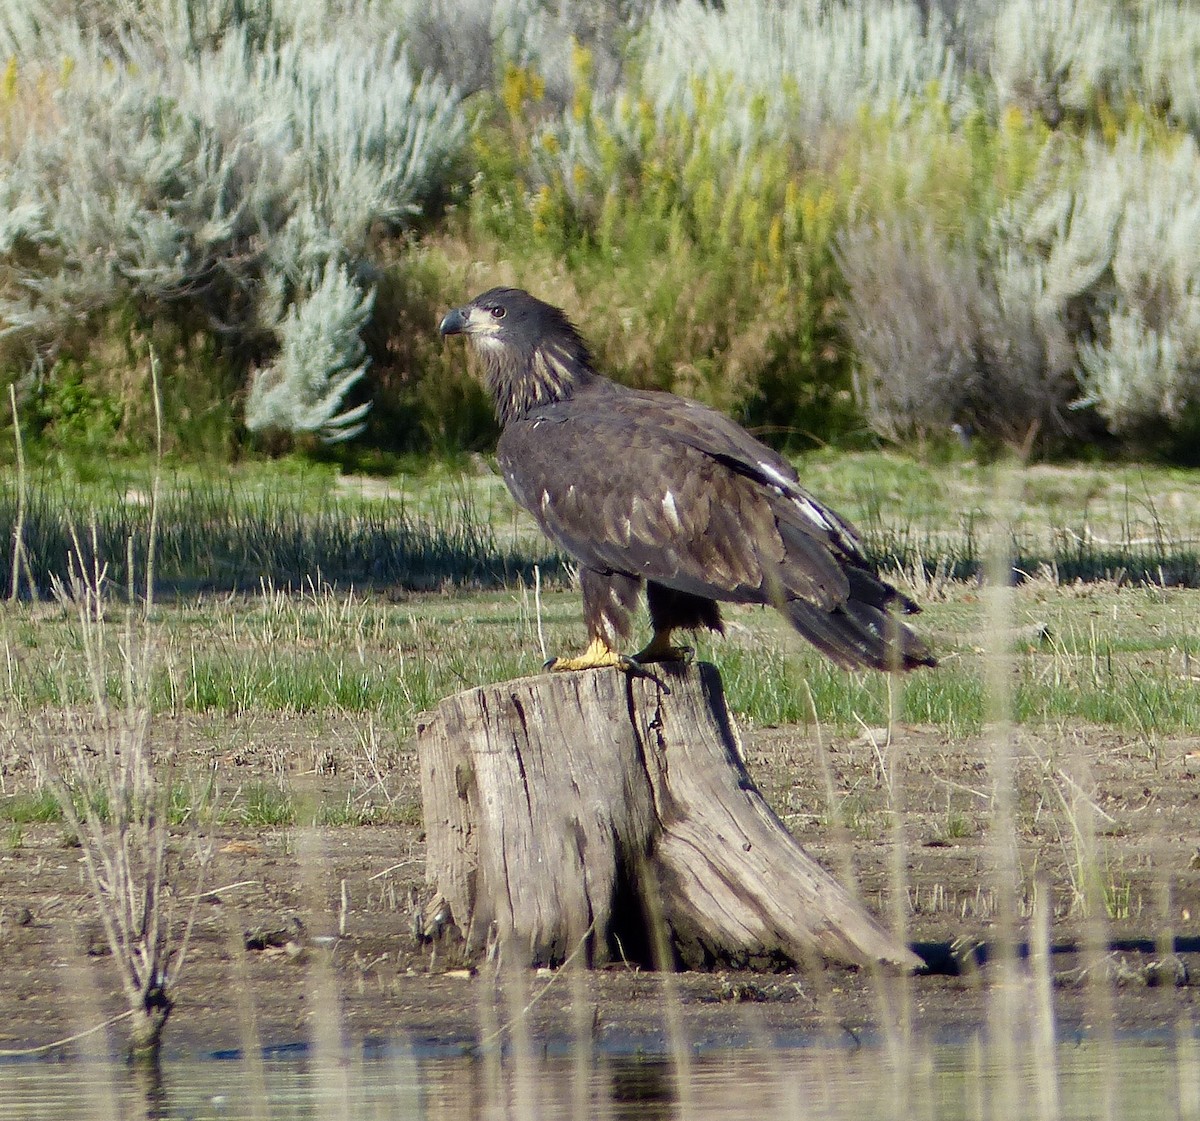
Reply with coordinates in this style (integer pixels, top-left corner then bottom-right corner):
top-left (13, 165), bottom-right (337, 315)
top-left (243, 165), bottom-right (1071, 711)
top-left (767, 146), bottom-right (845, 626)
top-left (0, 1037), bottom-right (1196, 1120)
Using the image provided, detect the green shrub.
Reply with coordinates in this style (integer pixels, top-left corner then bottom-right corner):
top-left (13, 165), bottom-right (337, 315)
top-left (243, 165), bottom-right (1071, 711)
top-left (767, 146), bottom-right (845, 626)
top-left (464, 45), bottom-right (862, 442)
top-left (1072, 132), bottom-right (1200, 444)
top-left (0, 1), bottom-right (467, 449)
top-left (461, 19), bottom-right (1041, 448)
top-left (4, 0), bottom-right (1200, 463)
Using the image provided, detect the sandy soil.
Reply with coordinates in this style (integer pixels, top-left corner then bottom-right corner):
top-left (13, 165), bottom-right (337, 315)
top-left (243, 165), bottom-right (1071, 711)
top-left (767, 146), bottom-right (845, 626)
top-left (3, 704), bottom-right (1200, 1059)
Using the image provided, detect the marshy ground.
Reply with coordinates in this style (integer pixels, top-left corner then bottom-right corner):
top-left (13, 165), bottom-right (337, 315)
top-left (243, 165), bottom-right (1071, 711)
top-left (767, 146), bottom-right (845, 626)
top-left (3, 583), bottom-right (1200, 1056)
top-left (2, 456), bottom-right (1200, 1056)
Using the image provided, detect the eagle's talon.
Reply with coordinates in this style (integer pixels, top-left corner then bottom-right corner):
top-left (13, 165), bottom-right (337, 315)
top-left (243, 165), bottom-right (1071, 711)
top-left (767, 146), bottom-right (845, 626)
top-left (543, 637), bottom-right (624, 672)
top-left (630, 635), bottom-right (694, 665)
top-left (616, 656), bottom-right (672, 692)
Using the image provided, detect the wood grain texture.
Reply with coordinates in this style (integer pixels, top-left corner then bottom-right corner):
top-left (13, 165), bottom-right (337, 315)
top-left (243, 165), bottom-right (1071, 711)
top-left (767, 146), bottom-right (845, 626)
top-left (417, 663), bottom-right (919, 972)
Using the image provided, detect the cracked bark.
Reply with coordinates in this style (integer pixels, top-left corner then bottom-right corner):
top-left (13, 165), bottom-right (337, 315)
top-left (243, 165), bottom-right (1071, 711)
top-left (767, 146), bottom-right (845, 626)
top-left (417, 663), bottom-right (919, 972)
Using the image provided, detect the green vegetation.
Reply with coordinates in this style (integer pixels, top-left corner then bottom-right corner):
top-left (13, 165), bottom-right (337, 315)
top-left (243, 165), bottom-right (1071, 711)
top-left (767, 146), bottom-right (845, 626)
top-left (6, 452), bottom-right (1200, 601)
top-left (0, 463), bottom-right (562, 598)
top-left (3, 456), bottom-right (1200, 768)
top-left (237, 782), bottom-right (296, 828)
top-left (706, 581), bottom-right (1200, 738)
top-left (1, 0), bottom-right (1199, 463)
top-left (0, 788), bottom-right (63, 824)
top-left (2, 458), bottom-right (1198, 742)
top-left (0, 452), bottom-right (1196, 1076)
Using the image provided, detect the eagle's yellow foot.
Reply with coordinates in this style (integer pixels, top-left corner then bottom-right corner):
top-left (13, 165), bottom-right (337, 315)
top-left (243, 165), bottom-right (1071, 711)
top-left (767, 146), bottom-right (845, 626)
top-left (630, 631), bottom-right (694, 665)
top-left (544, 636), bottom-right (625, 672)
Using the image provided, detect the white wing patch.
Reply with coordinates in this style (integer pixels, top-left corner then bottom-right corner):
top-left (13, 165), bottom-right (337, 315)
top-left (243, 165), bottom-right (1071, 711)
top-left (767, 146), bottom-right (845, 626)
top-left (756, 459), bottom-right (795, 491)
top-left (755, 459), bottom-right (833, 531)
top-left (662, 490), bottom-right (682, 532)
top-left (795, 496), bottom-right (832, 531)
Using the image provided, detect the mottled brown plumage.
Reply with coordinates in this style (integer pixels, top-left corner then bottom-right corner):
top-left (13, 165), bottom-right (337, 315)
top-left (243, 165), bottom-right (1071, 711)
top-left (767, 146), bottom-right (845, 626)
top-left (439, 287), bottom-right (935, 673)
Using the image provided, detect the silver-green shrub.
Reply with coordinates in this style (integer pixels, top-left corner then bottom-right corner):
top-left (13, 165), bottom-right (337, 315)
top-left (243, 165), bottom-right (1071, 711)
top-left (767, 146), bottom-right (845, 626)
top-left (838, 222), bottom-right (1075, 449)
top-left (176, 32), bottom-right (465, 256)
top-left (984, 0), bottom-right (1200, 132)
top-left (1137, 1), bottom-right (1200, 133)
top-left (0, 0), bottom-right (466, 441)
top-left (837, 224), bottom-right (979, 444)
top-left (987, 0), bottom-right (1133, 124)
top-left (846, 123), bottom-right (1200, 446)
top-left (273, 0), bottom-right (643, 104)
top-left (1072, 133), bottom-right (1200, 432)
top-left (246, 261), bottom-right (374, 440)
top-left (640, 0), bottom-right (963, 147)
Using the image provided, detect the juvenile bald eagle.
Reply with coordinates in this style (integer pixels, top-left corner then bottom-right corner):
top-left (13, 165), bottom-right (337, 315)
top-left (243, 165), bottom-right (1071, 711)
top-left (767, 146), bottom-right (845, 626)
top-left (439, 288), bottom-right (935, 673)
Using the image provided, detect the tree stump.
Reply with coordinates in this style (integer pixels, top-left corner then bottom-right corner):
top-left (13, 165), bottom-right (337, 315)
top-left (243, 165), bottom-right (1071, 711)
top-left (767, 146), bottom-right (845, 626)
top-left (417, 662), bottom-right (919, 972)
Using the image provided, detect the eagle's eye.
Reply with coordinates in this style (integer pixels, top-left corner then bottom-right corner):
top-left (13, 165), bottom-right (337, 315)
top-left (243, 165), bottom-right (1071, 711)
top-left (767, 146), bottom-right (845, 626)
top-left (489, 306), bottom-right (506, 319)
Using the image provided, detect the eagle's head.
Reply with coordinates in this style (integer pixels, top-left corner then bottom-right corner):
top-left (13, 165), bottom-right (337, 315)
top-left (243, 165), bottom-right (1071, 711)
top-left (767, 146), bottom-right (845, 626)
top-left (439, 287), bottom-right (597, 424)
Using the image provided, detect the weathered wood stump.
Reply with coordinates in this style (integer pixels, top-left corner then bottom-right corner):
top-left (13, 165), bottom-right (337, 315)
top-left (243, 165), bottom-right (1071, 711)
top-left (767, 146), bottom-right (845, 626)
top-left (417, 662), bottom-right (919, 972)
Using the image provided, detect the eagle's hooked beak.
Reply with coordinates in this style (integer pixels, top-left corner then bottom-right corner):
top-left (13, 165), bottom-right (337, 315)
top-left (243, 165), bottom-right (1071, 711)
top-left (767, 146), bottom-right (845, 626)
top-left (439, 307), bottom-right (467, 336)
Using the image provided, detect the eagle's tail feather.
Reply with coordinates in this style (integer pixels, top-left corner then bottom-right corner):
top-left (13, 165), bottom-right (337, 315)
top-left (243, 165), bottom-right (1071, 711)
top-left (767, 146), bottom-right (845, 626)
top-left (844, 564), bottom-right (923, 615)
top-left (786, 598), bottom-right (937, 672)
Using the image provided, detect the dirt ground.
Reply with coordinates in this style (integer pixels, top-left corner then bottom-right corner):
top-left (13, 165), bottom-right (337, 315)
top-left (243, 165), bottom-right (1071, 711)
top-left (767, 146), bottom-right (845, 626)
top-left (3, 698), bottom-right (1200, 1059)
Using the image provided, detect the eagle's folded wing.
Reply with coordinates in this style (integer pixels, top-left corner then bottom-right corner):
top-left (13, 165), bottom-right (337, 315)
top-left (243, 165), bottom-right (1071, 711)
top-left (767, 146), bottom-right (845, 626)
top-left (497, 403), bottom-right (851, 612)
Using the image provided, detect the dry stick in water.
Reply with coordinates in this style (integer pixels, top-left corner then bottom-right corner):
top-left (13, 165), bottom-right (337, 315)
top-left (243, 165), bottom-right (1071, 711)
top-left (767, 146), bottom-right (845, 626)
top-left (476, 921), bottom-right (596, 1051)
top-left (1177, 1021), bottom-right (1200, 1120)
top-left (222, 909), bottom-right (270, 1121)
top-left (639, 857), bottom-right (696, 1121)
top-left (567, 947), bottom-right (594, 1121)
top-left (1068, 734), bottom-right (1119, 1121)
top-left (803, 680), bottom-right (859, 1044)
top-left (982, 464), bottom-right (1023, 1118)
top-left (0, 1011), bottom-right (136, 1059)
top-left (881, 658), bottom-right (916, 1092)
top-left (1030, 874), bottom-right (1060, 1121)
top-left (294, 827), bottom-right (352, 1121)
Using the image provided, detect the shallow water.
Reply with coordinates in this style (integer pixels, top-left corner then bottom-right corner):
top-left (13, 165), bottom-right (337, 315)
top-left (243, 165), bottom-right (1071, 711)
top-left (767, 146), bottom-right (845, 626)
top-left (2, 1036), bottom-right (1199, 1121)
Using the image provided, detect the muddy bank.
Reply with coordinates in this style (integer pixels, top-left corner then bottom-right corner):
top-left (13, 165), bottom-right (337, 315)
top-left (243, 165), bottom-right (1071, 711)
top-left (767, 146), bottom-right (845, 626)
top-left (3, 712), bottom-right (1199, 1057)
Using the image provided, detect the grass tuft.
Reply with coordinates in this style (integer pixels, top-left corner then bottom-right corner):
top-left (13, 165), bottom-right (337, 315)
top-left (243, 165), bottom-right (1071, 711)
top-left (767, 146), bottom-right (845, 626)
top-left (237, 782), bottom-right (296, 829)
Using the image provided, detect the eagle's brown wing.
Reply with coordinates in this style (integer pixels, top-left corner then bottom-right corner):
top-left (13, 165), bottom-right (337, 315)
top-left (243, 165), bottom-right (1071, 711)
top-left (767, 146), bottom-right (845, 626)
top-left (606, 387), bottom-right (874, 565)
top-left (497, 386), bottom-right (843, 609)
top-left (497, 382), bottom-right (934, 670)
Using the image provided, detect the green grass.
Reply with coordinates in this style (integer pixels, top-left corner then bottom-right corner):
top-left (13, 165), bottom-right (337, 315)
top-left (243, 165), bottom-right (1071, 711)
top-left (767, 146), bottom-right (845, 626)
top-left (799, 451), bottom-right (1200, 585)
top-left (0, 788), bottom-right (64, 824)
top-left (0, 464), bottom-right (563, 600)
top-left (169, 776), bottom-right (218, 827)
top-left (7, 455), bottom-right (1200, 603)
top-left (313, 795), bottom-right (370, 827)
top-left (4, 574), bottom-right (1200, 741)
top-left (311, 794), bottom-right (421, 827)
top-left (182, 653), bottom-right (408, 715)
top-left (702, 578), bottom-right (1200, 737)
top-left (3, 460), bottom-right (1200, 744)
top-left (236, 782), bottom-right (296, 828)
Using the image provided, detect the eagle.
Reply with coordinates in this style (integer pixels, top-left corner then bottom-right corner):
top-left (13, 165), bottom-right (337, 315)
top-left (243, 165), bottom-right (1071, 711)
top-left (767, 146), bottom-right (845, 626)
top-left (439, 287), bottom-right (935, 674)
